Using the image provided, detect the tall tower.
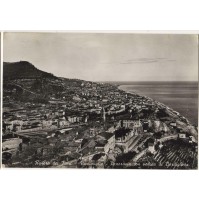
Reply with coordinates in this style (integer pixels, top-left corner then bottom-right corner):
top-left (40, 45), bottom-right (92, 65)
top-left (102, 107), bottom-right (106, 122)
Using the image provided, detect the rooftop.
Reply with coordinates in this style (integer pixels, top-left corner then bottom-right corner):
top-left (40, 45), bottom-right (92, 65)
top-left (97, 132), bottom-right (114, 140)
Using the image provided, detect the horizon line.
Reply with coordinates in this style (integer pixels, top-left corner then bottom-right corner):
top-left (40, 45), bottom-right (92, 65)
top-left (4, 61), bottom-right (198, 83)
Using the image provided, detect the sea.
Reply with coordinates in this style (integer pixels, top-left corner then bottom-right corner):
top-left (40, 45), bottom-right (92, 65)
top-left (115, 81), bottom-right (198, 126)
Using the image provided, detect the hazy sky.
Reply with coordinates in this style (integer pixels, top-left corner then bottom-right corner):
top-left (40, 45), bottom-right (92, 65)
top-left (4, 32), bottom-right (198, 81)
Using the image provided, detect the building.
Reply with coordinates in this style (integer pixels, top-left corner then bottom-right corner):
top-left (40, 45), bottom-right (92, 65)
top-left (115, 127), bottom-right (137, 153)
top-left (42, 119), bottom-right (53, 128)
top-left (67, 115), bottom-right (82, 123)
top-left (120, 119), bottom-right (143, 135)
top-left (121, 119), bottom-right (141, 128)
top-left (142, 120), bottom-right (151, 132)
top-left (178, 133), bottom-right (186, 139)
top-left (3, 122), bottom-right (14, 131)
top-left (148, 142), bottom-right (155, 154)
top-left (2, 138), bottom-right (23, 155)
top-left (96, 132), bottom-right (115, 153)
top-left (58, 119), bottom-right (70, 128)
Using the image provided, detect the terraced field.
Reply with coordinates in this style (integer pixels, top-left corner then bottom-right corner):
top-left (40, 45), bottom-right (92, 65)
top-left (137, 139), bottom-right (197, 169)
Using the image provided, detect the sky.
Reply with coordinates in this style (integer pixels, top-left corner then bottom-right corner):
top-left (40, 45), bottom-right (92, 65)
top-left (4, 32), bottom-right (198, 82)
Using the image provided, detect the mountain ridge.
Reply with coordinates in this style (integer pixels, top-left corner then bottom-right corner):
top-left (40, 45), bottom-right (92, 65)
top-left (3, 61), bottom-right (97, 104)
top-left (3, 61), bottom-right (55, 80)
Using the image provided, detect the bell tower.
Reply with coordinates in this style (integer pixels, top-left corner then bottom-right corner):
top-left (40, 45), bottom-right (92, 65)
top-left (102, 107), bottom-right (106, 122)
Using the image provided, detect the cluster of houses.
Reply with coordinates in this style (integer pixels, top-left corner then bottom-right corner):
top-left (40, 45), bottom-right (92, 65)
top-left (3, 79), bottom-right (160, 136)
top-left (3, 77), bottom-right (198, 168)
top-left (2, 104), bottom-right (88, 135)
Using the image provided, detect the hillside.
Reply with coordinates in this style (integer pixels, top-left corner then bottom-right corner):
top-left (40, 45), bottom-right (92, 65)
top-left (3, 61), bottom-right (65, 103)
top-left (3, 61), bottom-right (94, 104)
top-left (3, 61), bottom-right (55, 80)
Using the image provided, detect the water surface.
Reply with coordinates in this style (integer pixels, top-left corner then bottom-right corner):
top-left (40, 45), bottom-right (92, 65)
top-left (117, 82), bottom-right (198, 125)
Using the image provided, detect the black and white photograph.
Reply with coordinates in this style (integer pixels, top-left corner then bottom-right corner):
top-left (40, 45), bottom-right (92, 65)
top-left (2, 32), bottom-right (198, 169)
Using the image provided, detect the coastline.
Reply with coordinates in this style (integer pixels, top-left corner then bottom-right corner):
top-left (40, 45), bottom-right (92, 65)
top-left (117, 85), bottom-right (192, 126)
top-left (118, 84), bottom-right (199, 141)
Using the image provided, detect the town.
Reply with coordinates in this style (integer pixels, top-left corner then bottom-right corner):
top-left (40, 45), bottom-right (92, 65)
top-left (2, 61), bottom-right (198, 169)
